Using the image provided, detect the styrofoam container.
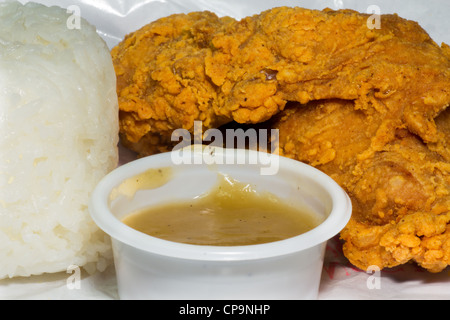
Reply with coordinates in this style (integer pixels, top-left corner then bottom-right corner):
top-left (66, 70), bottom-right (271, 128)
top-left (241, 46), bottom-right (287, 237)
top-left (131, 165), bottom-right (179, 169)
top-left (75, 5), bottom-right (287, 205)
top-left (89, 146), bottom-right (352, 300)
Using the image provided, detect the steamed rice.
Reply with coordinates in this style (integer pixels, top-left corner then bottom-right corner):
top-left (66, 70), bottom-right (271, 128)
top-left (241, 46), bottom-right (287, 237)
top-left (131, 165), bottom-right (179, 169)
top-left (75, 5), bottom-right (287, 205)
top-left (0, 1), bottom-right (119, 279)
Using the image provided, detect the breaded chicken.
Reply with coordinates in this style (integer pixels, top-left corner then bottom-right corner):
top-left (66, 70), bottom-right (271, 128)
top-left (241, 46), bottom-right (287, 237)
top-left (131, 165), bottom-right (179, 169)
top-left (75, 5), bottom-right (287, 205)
top-left (112, 11), bottom-right (229, 155)
top-left (112, 7), bottom-right (450, 272)
top-left (112, 7), bottom-right (450, 156)
top-left (273, 100), bottom-right (450, 272)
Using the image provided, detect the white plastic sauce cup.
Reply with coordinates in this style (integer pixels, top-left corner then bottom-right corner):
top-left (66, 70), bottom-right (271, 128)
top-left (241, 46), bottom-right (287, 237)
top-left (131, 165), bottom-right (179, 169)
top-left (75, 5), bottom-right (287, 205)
top-left (89, 146), bottom-right (352, 300)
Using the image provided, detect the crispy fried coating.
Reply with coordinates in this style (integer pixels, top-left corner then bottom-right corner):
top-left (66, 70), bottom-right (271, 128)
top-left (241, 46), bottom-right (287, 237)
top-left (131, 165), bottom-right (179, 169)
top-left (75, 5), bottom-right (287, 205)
top-left (274, 100), bottom-right (450, 272)
top-left (112, 7), bottom-right (450, 271)
top-left (112, 11), bottom-right (229, 154)
top-left (112, 7), bottom-right (450, 156)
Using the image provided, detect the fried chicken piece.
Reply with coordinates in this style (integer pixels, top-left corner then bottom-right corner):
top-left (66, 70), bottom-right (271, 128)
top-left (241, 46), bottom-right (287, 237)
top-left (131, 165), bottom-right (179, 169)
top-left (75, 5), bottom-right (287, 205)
top-left (112, 7), bottom-right (450, 156)
top-left (112, 7), bottom-right (450, 272)
top-left (273, 100), bottom-right (450, 272)
top-left (112, 11), bottom-right (231, 155)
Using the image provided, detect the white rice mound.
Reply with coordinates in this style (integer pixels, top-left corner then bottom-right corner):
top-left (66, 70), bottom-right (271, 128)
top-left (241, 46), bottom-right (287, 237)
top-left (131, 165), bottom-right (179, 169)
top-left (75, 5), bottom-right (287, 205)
top-left (0, 1), bottom-right (119, 279)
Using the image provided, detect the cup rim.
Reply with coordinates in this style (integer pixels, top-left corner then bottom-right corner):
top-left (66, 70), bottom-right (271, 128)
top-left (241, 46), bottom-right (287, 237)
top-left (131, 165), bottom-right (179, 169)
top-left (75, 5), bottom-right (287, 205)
top-left (89, 146), bottom-right (352, 262)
